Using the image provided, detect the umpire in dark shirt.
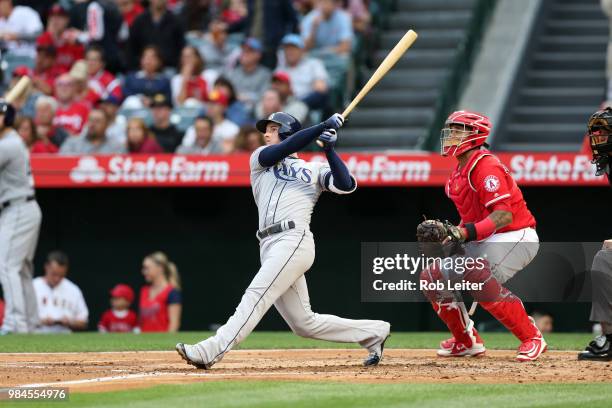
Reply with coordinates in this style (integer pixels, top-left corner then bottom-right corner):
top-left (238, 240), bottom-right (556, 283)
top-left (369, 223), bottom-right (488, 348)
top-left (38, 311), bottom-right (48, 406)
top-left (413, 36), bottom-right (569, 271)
top-left (149, 94), bottom-right (182, 153)
top-left (127, 0), bottom-right (185, 70)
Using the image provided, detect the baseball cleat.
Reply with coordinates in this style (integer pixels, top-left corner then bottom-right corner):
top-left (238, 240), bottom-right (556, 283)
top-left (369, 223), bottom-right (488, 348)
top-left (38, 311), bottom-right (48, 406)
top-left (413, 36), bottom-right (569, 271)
top-left (176, 343), bottom-right (210, 369)
top-left (437, 341), bottom-right (486, 357)
top-left (578, 335), bottom-right (612, 361)
top-left (363, 335), bottom-right (389, 367)
top-left (438, 327), bottom-right (485, 355)
top-left (516, 337), bottom-right (547, 362)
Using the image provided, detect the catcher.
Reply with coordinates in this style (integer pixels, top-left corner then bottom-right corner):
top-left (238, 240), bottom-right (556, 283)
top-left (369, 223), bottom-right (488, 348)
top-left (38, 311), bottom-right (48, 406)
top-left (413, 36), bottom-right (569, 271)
top-left (416, 110), bottom-right (546, 362)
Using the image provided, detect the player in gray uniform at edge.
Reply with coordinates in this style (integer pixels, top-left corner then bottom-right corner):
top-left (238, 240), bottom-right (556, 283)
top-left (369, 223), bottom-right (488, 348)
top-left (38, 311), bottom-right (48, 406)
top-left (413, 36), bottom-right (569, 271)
top-left (0, 99), bottom-right (42, 334)
top-left (177, 112), bottom-right (390, 368)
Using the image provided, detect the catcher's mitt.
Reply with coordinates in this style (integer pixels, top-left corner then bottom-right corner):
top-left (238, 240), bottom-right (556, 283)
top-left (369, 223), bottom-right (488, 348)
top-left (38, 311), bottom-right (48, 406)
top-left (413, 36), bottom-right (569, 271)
top-left (416, 219), bottom-right (464, 257)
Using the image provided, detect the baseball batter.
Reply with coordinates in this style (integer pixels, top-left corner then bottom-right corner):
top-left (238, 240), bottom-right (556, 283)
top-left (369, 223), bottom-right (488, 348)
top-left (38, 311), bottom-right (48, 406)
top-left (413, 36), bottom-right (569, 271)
top-left (0, 100), bottom-right (42, 334)
top-left (177, 112), bottom-right (390, 368)
top-left (417, 110), bottom-right (546, 362)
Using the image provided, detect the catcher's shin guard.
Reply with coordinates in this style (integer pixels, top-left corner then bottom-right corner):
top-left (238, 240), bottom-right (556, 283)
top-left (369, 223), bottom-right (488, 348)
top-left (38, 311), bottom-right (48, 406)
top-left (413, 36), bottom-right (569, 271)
top-left (432, 301), bottom-right (482, 350)
top-left (479, 290), bottom-right (539, 342)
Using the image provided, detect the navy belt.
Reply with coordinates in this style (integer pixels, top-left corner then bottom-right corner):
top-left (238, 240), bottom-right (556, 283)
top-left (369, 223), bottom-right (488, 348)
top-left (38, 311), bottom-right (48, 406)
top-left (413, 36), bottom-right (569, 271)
top-left (257, 220), bottom-right (296, 240)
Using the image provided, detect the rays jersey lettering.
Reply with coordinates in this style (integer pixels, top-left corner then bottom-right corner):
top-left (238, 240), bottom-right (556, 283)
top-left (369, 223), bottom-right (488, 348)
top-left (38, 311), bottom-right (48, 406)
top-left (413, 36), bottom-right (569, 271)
top-left (250, 146), bottom-right (332, 231)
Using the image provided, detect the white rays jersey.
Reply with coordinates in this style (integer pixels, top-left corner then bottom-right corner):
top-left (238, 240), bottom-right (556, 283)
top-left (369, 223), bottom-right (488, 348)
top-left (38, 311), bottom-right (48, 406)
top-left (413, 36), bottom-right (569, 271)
top-left (250, 146), bottom-right (355, 231)
top-left (190, 145), bottom-right (390, 368)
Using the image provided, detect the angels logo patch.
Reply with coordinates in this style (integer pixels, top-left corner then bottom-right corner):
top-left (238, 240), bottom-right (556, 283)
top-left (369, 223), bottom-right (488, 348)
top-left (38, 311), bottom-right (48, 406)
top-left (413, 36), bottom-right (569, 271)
top-left (484, 175), bottom-right (500, 192)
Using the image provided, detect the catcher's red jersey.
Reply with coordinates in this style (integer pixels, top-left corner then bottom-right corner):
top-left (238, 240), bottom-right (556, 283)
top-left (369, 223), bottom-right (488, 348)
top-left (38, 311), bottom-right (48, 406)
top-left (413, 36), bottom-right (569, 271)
top-left (445, 149), bottom-right (536, 233)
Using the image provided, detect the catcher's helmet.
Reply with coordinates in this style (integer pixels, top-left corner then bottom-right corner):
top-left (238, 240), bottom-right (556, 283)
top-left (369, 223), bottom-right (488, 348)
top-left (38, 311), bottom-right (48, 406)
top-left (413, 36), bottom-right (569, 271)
top-left (256, 112), bottom-right (301, 140)
top-left (0, 101), bottom-right (15, 127)
top-left (440, 110), bottom-right (491, 156)
top-left (587, 107), bottom-right (612, 176)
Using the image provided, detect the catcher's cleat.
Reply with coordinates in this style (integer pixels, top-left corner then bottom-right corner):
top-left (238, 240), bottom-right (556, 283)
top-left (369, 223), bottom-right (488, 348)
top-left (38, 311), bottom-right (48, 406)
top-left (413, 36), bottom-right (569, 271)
top-left (176, 343), bottom-right (211, 369)
top-left (363, 335), bottom-right (390, 367)
top-left (516, 337), bottom-right (547, 362)
top-left (438, 341), bottom-right (486, 357)
top-left (439, 327), bottom-right (485, 354)
top-left (578, 335), bottom-right (612, 361)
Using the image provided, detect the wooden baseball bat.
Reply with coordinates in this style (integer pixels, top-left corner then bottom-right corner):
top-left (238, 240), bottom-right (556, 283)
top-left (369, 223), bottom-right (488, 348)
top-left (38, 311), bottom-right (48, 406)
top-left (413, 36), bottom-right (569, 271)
top-left (318, 29), bottom-right (418, 147)
top-left (5, 76), bottom-right (31, 105)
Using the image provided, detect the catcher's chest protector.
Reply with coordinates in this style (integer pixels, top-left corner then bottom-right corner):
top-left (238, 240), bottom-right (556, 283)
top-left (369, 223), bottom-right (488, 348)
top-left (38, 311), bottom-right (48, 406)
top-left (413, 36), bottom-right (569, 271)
top-left (445, 150), bottom-right (492, 223)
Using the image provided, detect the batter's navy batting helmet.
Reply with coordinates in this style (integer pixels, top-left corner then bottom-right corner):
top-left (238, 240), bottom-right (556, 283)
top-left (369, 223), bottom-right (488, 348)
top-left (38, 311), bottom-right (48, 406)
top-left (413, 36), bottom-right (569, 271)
top-left (256, 112), bottom-right (301, 140)
top-left (0, 101), bottom-right (16, 127)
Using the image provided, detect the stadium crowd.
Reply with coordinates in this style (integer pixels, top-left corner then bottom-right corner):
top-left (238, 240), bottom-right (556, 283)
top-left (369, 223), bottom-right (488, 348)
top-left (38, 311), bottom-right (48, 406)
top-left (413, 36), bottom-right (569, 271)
top-left (0, 0), bottom-right (374, 155)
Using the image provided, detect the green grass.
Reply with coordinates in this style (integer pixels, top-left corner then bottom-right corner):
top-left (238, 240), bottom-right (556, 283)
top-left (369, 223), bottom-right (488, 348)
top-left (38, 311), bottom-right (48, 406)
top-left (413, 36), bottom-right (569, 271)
top-left (0, 331), bottom-right (592, 353)
top-left (4, 382), bottom-right (612, 408)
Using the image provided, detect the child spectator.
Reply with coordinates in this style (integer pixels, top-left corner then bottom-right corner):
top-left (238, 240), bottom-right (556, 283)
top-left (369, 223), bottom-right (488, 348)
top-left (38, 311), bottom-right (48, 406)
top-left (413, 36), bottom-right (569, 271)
top-left (98, 284), bottom-right (139, 333)
top-left (171, 46), bottom-right (208, 107)
top-left (37, 4), bottom-right (85, 73)
top-left (232, 125), bottom-right (264, 153)
top-left (123, 45), bottom-right (172, 108)
top-left (139, 252), bottom-right (182, 333)
top-left (301, 0), bottom-right (353, 55)
top-left (127, 117), bottom-right (164, 154)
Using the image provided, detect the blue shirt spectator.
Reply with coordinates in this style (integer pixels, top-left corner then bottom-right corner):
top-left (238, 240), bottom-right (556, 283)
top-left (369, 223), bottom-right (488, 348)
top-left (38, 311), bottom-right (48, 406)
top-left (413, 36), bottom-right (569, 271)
top-left (122, 46), bottom-right (172, 105)
top-left (301, 0), bottom-right (353, 55)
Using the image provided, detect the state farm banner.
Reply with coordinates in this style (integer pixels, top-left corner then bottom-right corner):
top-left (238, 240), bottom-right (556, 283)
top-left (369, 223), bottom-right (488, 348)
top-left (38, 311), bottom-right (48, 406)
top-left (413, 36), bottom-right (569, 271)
top-left (30, 152), bottom-right (608, 188)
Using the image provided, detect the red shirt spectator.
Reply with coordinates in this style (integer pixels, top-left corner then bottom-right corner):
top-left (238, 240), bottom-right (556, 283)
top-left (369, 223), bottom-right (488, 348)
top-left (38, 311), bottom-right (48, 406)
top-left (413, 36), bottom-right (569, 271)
top-left (31, 42), bottom-right (65, 96)
top-left (138, 252), bottom-right (182, 332)
top-left (53, 74), bottom-right (91, 136)
top-left (84, 46), bottom-right (122, 105)
top-left (31, 140), bottom-right (59, 153)
top-left (37, 4), bottom-right (84, 73)
top-left (98, 284), bottom-right (138, 333)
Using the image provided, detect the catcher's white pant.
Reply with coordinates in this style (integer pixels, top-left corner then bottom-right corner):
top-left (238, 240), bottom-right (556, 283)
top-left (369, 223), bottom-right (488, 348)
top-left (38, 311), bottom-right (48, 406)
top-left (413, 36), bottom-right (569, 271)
top-left (193, 229), bottom-right (390, 366)
top-left (0, 200), bottom-right (42, 333)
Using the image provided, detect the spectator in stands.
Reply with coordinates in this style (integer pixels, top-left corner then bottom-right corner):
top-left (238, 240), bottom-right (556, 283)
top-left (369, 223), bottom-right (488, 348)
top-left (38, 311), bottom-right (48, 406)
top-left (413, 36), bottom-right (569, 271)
top-left (37, 4), bottom-right (84, 73)
top-left (53, 73), bottom-right (91, 136)
top-left (128, 0), bottom-right (185, 70)
top-left (66, 0), bottom-right (123, 73)
top-left (277, 34), bottom-right (329, 110)
top-left (69, 59), bottom-right (90, 106)
top-left (345, 0), bottom-right (371, 35)
top-left (0, 0), bottom-right (43, 57)
top-left (98, 284), bottom-right (138, 333)
top-left (123, 45), bottom-right (172, 108)
top-left (31, 39), bottom-right (61, 96)
top-left (127, 117), bottom-right (164, 153)
top-left (256, 89), bottom-right (283, 120)
top-left (180, 89), bottom-right (240, 152)
top-left (171, 45), bottom-right (208, 107)
top-left (227, 38), bottom-right (271, 111)
top-left (176, 115), bottom-right (221, 154)
top-left (98, 95), bottom-right (126, 145)
top-left (149, 93), bottom-right (183, 152)
top-left (532, 310), bottom-right (554, 334)
top-left (9, 66), bottom-right (40, 118)
top-left (213, 76), bottom-right (251, 126)
top-left (139, 251), bottom-right (182, 333)
top-left (268, 71), bottom-right (309, 122)
top-left (301, 0), bottom-right (353, 55)
top-left (230, 0), bottom-right (298, 69)
top-left (59, 108), bottom-right (126, 154)
top-left (84, 45), bottom-right (122, 106)
top-left (232, 125), bottom-right (264, 153)
top-left (198, 20), bottom-right (236, 72)
top-left (16, 116), bottom-right (59, 154)
top-left (35, 95), bottom-right (69, 148)
top-left (33, 251), bottom-right (89, 333)
top-left (117, 0), bottom-right (144, 42)
top-left (180, 0), bottom-right (216, 33)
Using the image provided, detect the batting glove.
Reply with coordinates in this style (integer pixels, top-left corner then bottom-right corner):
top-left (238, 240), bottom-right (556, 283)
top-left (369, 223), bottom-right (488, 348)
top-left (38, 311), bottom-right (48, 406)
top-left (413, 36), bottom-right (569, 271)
top-left (323, 113), bottom-right (345, 130)
top-left (317, 129), bottom-right (337, 151)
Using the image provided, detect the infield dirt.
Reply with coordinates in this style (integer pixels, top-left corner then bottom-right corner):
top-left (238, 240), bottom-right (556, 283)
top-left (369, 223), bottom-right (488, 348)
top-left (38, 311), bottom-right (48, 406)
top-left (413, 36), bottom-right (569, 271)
top-left (1, 349), bottom-right (610, 393)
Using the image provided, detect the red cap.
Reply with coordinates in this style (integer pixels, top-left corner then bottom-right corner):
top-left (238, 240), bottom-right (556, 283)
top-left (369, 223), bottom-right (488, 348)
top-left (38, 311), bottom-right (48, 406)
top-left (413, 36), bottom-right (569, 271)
top-left (110, 284), bottom-right (134, 303)
top-left (48, 4), bottom-right (68, 16)
top-left (208, 89), bottom-right (229, 107)
top-left (12, 65), bottom-right (32, 77)
top-left (272, 71), bottom-right (291, 84)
